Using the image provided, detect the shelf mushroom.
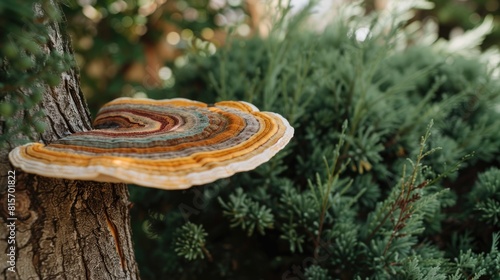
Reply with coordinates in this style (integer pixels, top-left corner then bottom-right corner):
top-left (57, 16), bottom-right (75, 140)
top-left (9, 98), bottom-right (294, 189)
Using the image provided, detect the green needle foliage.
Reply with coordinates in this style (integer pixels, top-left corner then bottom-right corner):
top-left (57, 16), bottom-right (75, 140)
top-left (40, 0), bottom-right (497, 279)
top-left (469, 168), bottom-right (500, 227)
top-left (174, 222), bottom-right (210, 261)
top-left (218, 188), bottom-right (275, 236)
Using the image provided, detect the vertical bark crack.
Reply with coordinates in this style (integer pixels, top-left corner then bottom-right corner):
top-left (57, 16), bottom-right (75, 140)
top-left (104, 210), bottom-right (126, 271)
top-left (65, 76), bottom-right (93, 131)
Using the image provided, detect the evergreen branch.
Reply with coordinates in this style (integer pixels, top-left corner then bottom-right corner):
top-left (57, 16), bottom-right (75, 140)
top-left (201, 244), bottom-right (214, 262)
top-left (174, 222), bottom-right (211, 261)
top-left (367, 121), bottom-right (434, 248)
top-left (313, 121), bottom-right (349, 254)
top-left (218, 188), bottom-right (274, 236)
top-left (382, 180), bottom-right (427, 257)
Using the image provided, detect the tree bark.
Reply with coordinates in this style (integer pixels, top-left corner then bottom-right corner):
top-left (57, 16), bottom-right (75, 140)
top-left (0, 1), bottom-right (140, 279)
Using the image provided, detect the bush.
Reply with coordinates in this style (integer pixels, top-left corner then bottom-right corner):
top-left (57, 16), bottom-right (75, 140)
top-left (89, 1), bottom-right (500, 279)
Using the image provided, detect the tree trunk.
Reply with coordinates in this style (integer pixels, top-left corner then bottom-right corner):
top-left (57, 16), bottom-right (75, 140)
top-left (0, 2), bottom-right (140, 279)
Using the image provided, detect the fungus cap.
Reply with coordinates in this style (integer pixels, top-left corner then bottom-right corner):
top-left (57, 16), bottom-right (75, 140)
top-left (9, 98), bottom-right (294, 189)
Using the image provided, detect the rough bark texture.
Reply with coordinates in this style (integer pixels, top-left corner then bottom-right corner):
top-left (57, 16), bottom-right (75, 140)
top-left (0, 2), bottom-right (140, 279)
top-left (0, 176), bottom-right (140, 279)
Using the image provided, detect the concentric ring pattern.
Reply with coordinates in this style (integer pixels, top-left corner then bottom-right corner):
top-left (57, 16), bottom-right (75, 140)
top-left (9, 98), bottom-right (294, 189)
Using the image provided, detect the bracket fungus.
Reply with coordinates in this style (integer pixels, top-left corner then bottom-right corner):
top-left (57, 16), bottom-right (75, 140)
top-left (9, 98), bottom-right (293, 189)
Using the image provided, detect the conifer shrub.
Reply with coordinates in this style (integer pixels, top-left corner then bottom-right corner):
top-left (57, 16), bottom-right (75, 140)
top-left (131, 2), bottom-right (500, 279)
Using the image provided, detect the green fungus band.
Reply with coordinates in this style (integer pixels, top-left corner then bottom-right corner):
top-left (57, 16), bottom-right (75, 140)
top-left (9, 98), bottom-right (294, 189)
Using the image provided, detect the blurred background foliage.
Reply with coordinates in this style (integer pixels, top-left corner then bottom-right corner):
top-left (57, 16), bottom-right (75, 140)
top-left (3, 0), bottom-right (500, 279)
top-left (59, 0), bottom-right (500, 115)
top-left (61, 0), bottom-right (254, 114)
top-left (420, 0), bottom-right (500, 49)
top-left (4, 0), bottom-right (500, 127)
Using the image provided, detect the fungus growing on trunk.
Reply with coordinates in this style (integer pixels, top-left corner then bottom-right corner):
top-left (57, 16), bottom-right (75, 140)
top-left (9, 98), bottom-right (293, 189)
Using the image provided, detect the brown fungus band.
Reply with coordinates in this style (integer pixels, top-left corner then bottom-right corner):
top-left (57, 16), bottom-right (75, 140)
top-left (9, 98), bottom-right (294, 189)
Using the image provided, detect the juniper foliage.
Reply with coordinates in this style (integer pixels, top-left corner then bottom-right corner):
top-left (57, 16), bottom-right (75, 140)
top-left (131, 1), bottom-right (500, 278)
top-left (129, 1), bottom-right (500, 278)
